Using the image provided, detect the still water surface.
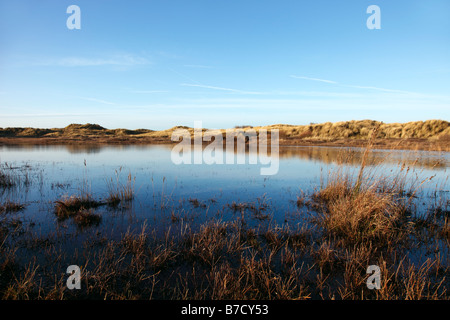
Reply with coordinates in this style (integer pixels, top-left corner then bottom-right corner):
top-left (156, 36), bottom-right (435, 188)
top-left (0, 144), bottom-right (448, 234)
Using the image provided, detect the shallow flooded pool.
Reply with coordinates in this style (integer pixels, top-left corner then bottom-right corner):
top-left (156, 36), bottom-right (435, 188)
top-left (0, 144), bottom-right (448, 232)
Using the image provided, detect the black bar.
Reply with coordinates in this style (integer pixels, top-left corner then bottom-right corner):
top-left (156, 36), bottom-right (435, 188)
top-left (0, 300), bottom-right (446, 318)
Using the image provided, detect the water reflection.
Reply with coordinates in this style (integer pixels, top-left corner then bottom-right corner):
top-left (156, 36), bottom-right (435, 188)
top-left (2, 144), bottom-right (447, 170)
top-left (278, 146), bottom-right (448, 170)
top-left (0, 144), bottom-right (448, 232)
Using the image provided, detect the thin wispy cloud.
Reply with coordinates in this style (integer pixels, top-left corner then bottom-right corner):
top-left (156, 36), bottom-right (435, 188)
top-left (168, 68), bottom-right (203, 85)
top-left (184, 64), bottom-right (214, 69)
top-left (1, 113), bottom-right (111, 118)
top-left (130, 90), bottom-right (169, 94)
top-left (181, 83), bottom-right (264, 95)
top-left (290, 75), bottom-right (338, 84)
top-left (272, 91), bottom-right (364, 98)
top-left (291, 75), bottom-right (418, 95)
top-left (114, 95), bottom-right (450, 113)
top-left (35, 54), bottom-right (151, 67)
top-left (343, 85), bottom-right (413, 94)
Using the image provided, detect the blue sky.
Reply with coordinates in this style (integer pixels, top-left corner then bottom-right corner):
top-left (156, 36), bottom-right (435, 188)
top-left (0, 0), bottom-right (449, 129)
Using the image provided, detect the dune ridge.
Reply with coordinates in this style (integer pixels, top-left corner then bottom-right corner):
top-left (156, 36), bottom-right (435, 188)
top-left (0, 120), bottom-right (448, 151)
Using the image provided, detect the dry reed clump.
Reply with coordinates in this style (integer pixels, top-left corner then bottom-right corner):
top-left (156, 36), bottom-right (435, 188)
top-left (0, 250), bottom-right (18, 296)
top-left (106, 172), bottom-right (136, 207)
top-left (54, 195), bottom-right (102, 220)
top-left (311, 150), bottom-right (415, 246)
top-left (188, 198), bottom-right (206, 208)
top-left (314, 185), bottom-right (405, 244)
top-left (183, 221), bottom-right (230, 267)
top-left (1, 261), bottom-right (40, 300)
top-left (0, 201), bottom-right (26, 214)
top-left (72, 209), bottom-right (102, 229)
top-left (339, 256), bottom-right (449, 300)
top-left (311, 124), bottom-right (412, 245)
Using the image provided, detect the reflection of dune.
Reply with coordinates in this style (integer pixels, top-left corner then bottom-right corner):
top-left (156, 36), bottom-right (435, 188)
top-left (2, 144), bottom-right (103, 154)
top-left (276, 147), bottom-right (448, 169)
top-left (63, 144), bottom-right (172, 154)
top-left (236, 146), bottom-right (448, 170)
top-left (64, 145), bottom-right (103, 154)
top-left (1, 143), bottom-right (447, 170)
top-left (61, 144), bottom-right (449, 169)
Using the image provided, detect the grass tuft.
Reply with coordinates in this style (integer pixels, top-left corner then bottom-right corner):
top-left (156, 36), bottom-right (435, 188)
top-left (54, 195), bottom-right (102, 220)
top-left (73, 209), bottom-right (102, 229)
top-left (106, 170), bottom-right (136, 207)
top-left (0, 201), bottom-right (26, 214)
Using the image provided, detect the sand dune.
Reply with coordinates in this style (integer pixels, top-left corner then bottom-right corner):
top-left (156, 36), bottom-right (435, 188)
top-left (0, 120), bottom-right (448, 151)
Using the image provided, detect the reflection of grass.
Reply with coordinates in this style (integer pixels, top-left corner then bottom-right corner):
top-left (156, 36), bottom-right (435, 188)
top-left (0, 166), bottom-right (17, 188)
top-left (50, 169), bottom-right (139, 231)
top-left (53, 169), bottom-right (137, 228)
top-left (0, 162), bottom-right (42, 190)
top-left (106, 170), bottom-right (135, 207)
top-left (0, 172), bottom-right (14, 188)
